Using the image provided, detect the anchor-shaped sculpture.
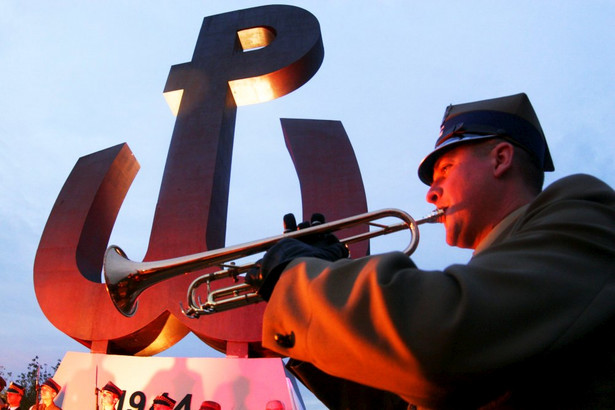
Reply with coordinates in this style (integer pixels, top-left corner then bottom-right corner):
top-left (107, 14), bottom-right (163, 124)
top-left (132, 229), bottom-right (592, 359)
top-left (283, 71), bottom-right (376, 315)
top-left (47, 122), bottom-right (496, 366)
top-left (33, 5), bottom-right (368, 358)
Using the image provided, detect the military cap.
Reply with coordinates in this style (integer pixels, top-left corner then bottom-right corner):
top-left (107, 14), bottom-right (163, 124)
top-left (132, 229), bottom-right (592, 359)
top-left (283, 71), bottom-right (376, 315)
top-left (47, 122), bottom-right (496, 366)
top-left (199, 401), bottom-right (221, 410)
top-left (42, 378), bottom-right (61, 394)
top-left (418, 92), bottom-right (554, 185)
top-left (7, 382), bottom-right (25, 396)
top-left (153, 392), bottom-right (176, 408)
top-left (102, 381), bottom-right (122, 397)
top-left (266, 400), bottom-right (286, 410)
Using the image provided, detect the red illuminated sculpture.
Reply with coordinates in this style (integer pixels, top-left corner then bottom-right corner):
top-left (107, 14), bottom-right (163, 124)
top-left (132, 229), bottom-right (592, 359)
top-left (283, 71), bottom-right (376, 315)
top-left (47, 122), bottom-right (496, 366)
top-left (34, 5), bottom-right (368, 358)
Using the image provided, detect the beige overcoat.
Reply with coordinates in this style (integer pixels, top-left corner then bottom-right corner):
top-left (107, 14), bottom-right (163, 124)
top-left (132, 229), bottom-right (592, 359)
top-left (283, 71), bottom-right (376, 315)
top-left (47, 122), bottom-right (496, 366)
top-left (262, 174), bottom-right (615, 409)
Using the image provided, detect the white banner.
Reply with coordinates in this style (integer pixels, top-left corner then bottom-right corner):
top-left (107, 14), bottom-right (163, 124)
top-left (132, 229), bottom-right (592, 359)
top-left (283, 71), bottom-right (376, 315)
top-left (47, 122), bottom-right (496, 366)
top-left (51, 352), bottom-right (303, 410)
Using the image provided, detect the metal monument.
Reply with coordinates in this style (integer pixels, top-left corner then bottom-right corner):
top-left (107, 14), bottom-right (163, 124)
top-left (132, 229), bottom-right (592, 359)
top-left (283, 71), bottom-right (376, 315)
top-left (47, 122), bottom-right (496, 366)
top-left (33, 5), bottom-right (371, 409)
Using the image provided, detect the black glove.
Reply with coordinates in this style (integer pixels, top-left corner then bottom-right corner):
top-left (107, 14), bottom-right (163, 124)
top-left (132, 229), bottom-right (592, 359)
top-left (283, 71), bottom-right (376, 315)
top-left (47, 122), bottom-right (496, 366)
top-left (245, 213), bottom-right (349, 300)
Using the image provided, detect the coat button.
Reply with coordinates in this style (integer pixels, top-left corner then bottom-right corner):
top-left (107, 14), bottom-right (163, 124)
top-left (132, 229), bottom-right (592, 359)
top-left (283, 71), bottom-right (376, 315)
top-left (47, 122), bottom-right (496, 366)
top-left (274, 331), bottom-right (295, 348)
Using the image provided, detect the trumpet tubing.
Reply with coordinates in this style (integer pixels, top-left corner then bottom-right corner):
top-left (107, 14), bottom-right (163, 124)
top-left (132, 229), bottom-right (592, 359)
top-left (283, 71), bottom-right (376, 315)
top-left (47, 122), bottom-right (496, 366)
top-left (104, 208), bottom-right (443, 317)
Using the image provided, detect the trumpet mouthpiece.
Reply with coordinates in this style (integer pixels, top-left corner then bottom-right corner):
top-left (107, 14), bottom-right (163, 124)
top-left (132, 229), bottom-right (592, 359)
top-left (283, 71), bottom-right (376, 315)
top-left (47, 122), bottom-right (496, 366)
top-left (421, 208), bottom-right (445, 224)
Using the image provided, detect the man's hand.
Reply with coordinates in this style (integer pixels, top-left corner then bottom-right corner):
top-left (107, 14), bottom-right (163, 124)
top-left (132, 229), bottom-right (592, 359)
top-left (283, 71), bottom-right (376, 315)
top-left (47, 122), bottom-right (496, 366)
top-left (245, 213), bottom-right (349, 300)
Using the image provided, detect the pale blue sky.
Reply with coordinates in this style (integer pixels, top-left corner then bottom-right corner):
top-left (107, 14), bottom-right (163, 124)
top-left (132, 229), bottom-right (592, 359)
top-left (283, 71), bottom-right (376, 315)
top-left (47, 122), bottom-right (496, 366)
top-left (1, 1), bottom-right (614, 408)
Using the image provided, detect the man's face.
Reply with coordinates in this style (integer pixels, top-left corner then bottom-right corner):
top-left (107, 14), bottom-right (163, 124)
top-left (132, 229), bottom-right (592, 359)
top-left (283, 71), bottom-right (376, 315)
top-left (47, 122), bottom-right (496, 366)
top-left (101, 390), bottom-right (119, 406)
top-left (41, 385), bottom-right (57, 402)
top-left (426, 143), bottom-right (496, 249)
top-left (6, 392), bottom-right (22, 406)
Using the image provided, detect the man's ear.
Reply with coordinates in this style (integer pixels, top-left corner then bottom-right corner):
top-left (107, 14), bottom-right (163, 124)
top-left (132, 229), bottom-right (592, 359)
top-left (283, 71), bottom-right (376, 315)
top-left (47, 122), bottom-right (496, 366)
top-left (492, 141), bottom-right (514, 177)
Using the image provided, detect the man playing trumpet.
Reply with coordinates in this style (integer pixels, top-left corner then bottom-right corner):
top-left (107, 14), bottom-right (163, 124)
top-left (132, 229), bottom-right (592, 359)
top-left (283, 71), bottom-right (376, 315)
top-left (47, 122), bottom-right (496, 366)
top-left (247, 93), bottom-right (615, 409)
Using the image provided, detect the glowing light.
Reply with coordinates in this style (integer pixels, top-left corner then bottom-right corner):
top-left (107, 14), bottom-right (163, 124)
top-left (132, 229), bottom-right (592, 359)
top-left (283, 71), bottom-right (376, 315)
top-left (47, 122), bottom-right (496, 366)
top-left (229, 75), bottom-right (277, 106)
top-left (237, 26), bottom-right (275, 51)
top-left (164, 27), bottom-right (279, 112)
top-left (231, 27), bottom-right (278, 106)
top-left (163, 89), bottom-right (184, 116)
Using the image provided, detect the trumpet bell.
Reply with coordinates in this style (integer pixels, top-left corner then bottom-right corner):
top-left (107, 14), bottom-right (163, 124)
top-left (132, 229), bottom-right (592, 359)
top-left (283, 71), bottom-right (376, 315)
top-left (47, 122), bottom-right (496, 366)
top-left (104, 246), bottom-right (142, 317)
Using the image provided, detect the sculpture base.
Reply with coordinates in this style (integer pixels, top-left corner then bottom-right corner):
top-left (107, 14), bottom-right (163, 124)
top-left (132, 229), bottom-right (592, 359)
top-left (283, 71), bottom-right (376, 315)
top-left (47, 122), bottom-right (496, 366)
top-left (51, 352), bottom-right (303, 409)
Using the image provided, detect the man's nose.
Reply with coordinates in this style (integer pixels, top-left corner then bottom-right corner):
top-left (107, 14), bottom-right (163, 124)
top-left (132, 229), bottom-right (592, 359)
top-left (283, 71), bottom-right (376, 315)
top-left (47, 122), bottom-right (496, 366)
top-left (426, 184), bottom-right (441, 204)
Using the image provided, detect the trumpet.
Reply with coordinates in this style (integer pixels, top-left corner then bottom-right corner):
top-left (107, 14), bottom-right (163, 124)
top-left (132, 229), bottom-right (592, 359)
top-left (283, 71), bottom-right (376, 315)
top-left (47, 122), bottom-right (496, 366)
top-left (104, 208), bottom-right (444, 318)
